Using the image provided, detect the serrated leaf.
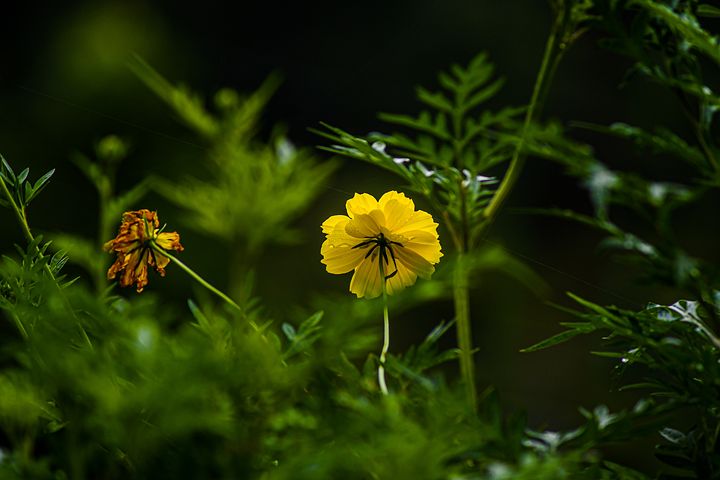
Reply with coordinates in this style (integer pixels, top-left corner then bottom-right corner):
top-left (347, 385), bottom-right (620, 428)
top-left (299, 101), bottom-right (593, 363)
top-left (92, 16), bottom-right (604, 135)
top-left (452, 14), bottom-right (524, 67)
top-left (416, 87), bottom-right (453, 112)
top-left (462, 78), bottom-right (504, 113)
top-left (632, 0), bottom-right (720, 64)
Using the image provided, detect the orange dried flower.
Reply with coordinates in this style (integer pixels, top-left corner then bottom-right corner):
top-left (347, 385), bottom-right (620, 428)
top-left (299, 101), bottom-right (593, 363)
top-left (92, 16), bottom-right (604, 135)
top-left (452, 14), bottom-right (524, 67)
top-left (104, 209), bottom-right (184, 292)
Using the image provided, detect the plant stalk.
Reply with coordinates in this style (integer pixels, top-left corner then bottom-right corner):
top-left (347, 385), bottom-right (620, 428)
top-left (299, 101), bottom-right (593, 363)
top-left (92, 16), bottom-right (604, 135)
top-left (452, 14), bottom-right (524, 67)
top-left (451, 10), bottom-right (567, 410)
top-left (376, 254), bottom-right (391, 395)
top-left (152, 243), bottom-right (259, 331)
top-left (453, 252), bottom-right (475, 407)
top-left (481, 15), bottom-right (562, 225)
top-left (379, 277), bottom-right (390, 395)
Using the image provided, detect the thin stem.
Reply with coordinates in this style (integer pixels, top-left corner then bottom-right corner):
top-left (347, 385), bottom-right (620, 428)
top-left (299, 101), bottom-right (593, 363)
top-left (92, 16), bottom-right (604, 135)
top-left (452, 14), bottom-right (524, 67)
top-left (481, 16), bottom-right (562, 225)
top-left (376, 253), bottom-right (391, 395)
top-left (153, 243), bottom-right (259, 331)
top-left (11, 312), bottom-right (28, 339)
top-left (0, 174), bottom-right (93, 349)
top-left (454, 253), bottom-right (475, 408)
top-left (448, 15), bottom-right (565, 409)
top-left (441, 210), bottom-right (462, 252)
top-left (446, 57), bottom-right (478, 409)
top-left (0, 176), bottom-right (34, 245)
top-left (378, 278), bottom-right (390, 396)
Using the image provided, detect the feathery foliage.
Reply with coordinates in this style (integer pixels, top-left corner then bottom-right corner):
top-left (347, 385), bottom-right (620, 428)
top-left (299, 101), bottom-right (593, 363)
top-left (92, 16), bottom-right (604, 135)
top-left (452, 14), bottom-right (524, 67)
top-left (1, 0), bottom-right (720, 478)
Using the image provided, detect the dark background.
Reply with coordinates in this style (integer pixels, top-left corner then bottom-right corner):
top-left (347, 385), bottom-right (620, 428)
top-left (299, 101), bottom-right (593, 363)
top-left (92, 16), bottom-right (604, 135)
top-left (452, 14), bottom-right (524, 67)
top-left (2, 0), bottom-right (715, 471)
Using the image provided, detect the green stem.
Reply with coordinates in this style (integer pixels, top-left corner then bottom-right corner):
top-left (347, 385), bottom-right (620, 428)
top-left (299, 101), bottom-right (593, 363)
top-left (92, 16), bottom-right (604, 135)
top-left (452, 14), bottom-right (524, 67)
top-left (376, 253), bottom-right (391, 395)
top-left (0, 176), bottom-right (35, 246)
top-left (0, 174), bottom-right (93, 349)
top-left (153, 243), bottom-right (259, 331)
top-left (454, 252), bottom-right (475, 408)
top-left (11, 312), bottom-right (28, 339)
top-left (481, 15), bottom-right (561, 225)
top-left (378, 278), bottom-right (390, 396)
top-left (450, 15), bottom-right (565, 409)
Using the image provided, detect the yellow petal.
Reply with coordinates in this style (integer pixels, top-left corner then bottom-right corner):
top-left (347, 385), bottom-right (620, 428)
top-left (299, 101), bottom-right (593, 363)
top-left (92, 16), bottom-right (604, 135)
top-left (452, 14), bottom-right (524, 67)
top-left (149, 249), bottom-right (171, 272)
top-left (379, 191), bottom-right (415, 231)
top-left (349, 255), bottom-right (383, 299)
top-left (403, 240), bottom-right (443, 264)
top-left (345, 213), bottom-right (383, 238)
top-left (345, 193), bottom-right (379, 218)
top-left (155, 231), bottom-right (184, 252)
top-left (321, 242), bottom-right (367, 274)
top-left (385, 261), bottom-right (418, 295)
top-left (395, 245), bottom-right (435, 279)
top-left (321, 215), bottom-right (350, 234)
top-left (394, 209), bottom-right (438, 236)
top-left (325, 222), bottom-right (362, 248)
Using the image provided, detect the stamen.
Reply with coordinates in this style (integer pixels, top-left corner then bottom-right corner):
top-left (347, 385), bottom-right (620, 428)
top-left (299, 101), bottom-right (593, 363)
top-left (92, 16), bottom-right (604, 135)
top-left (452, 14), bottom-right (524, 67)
top-left (352, 233), bottom-right (403, 279)
top-left (365, 243), bottom-right (379, 259)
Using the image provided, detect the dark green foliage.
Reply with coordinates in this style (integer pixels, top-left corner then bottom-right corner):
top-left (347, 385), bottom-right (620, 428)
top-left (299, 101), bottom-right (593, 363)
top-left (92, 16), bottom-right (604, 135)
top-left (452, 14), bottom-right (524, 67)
top-left (0, 155), bottom-right (55, 210)
top-left (316, 52), bottom-right (516, 250)
top-left (0, 229), bottom-right (618, 479)
top-left (2, 0), bottom-right (720, 479)
top-left (521, 1), bottom-right (720, 478)
top-left (131, 58), bottom-right (337, 255)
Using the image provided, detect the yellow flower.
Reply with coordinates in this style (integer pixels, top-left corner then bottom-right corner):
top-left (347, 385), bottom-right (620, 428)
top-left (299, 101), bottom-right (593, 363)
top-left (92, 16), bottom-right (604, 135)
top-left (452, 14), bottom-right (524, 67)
top-left (104, 209), bottom-right (184, 292)
top-left (321, 191), bottom-right (442, 298)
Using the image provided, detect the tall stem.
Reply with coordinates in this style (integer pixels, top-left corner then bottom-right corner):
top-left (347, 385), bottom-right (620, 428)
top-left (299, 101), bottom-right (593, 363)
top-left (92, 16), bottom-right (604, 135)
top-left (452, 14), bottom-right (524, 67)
top-left (378, 278), bottom-right (390, 395)
top-left (152, 243), bottom-right (259, 331)
top-left (450, 13), bottom-right (566, 410)
top-left (376, 254), bottom-right (391, 395)
top-left (454, 252), bottom-right (475, 407)
top-left (482, 17), bottom-right (562, 225)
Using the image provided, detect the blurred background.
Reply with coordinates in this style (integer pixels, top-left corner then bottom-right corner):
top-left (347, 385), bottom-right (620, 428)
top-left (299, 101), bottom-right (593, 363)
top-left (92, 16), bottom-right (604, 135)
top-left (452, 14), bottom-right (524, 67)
top-left (2, 0), bottom-right (717, 471)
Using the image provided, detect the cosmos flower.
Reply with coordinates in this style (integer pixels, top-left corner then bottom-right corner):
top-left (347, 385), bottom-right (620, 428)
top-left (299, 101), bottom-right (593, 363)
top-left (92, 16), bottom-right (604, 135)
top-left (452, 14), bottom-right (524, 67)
top-left (104, 209), bottom-right (184, 292)
top-left (321, 191), bottom-right (442, 298)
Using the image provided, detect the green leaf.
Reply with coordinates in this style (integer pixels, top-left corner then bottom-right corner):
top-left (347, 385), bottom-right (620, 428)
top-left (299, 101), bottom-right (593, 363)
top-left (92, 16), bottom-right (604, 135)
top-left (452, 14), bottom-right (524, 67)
top-left (463, 78), bottom-right (504, 113)
top-left (26, 168), bottom-right (55, 204)
top-left (187, 299), bottom-right (212, 331)
top-left (130, 55), bottom-right (219, 138)
top-left (632, 0), bottom-right (720, 64)
top-left (521, 326), bottom-right (594, 352)
top-left (49, 233), bottom-right (105, 277)
top-left (416, 87), bottom-right (453, 113)
top-left (281, 323), bottom-right (296, 340)
top-left (17, 168), bottom-right (29, 184)
top-left (698, 4), bottom-right (720, 18)
top-left (0, 154), bottom-right (16, 182)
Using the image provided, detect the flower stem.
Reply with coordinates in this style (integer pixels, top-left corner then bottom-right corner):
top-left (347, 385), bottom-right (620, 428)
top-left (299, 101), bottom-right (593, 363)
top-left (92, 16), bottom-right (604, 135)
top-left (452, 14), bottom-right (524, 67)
top-left (378, 278), bottom-right (390, 395)
top-left (153, 244), bottom-right (259, 331)
top-left (453, 252), bottom-right (475, 408)
top-left (10, 312), bottom-right (28, 339)
top-left (0, 174), bottom-right (93, 349)
top-left (481, 13), bottom-right (562, 225)
top-left (376, 255), bottom-right (391, 395)
top-left (451, 12), bottom-right (565, 409)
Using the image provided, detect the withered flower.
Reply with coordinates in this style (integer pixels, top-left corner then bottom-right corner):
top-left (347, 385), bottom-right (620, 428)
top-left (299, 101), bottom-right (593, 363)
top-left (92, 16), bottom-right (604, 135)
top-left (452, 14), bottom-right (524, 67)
top-left (104, 209), bottom-right (184, 292)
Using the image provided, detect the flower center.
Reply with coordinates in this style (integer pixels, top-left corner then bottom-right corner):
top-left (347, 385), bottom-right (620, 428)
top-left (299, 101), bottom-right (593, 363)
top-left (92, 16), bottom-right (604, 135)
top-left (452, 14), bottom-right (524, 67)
top-left (352, 233), bottom-right (403, 279)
